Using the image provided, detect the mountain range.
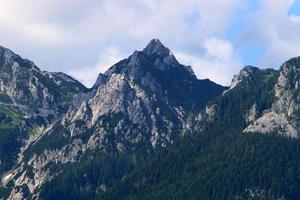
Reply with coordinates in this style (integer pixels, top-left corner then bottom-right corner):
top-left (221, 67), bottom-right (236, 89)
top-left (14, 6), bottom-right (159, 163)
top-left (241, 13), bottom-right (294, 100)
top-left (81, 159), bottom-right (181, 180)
top-left (1, 39), bottom-right (300, 200)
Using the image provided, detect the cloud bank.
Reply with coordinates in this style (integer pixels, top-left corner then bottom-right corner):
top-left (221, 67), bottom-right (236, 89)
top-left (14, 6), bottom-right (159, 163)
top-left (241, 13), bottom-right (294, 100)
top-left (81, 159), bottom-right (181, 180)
top-left (0, 0), bottom-right (300, 87)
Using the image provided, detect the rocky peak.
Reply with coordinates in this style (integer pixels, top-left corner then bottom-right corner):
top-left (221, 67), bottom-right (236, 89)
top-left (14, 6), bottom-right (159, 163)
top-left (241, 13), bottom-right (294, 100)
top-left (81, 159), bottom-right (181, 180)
top-left (0, 46), bottom-right (17, 60)
top-left (63, 39), bottom-right (226, 132)
top-left (143, 39), bottom-right (179, 67)
top-left (0, 45), bottom-right (39, 71)
top-left (103, 39), bottom-right (196, 84)
top-left (127, 50), bottom-right (149, 67)
top-left (277, 57), bottom-right (300, 88)
top-left (0, 41), bottom-right (227, 199)
top-left (49, 72), bottom-right (80, 84)
top-left (282, 56), bottom-right (300, 69)
top-left (242, 57), bottom-right (300, 137)
top-left (229, 66), bottom-right (259, 89)
top-left (64, 39), bottom-right (227, 134)
top-left (270, 57), bottom-right (300, 132)
top-left (93, 73), bottom-right (108, 89)
top-left (274, 57), bottom-right (300, 101)
top-left (143, 39), bottom-right (171, 57)
top-left (0, 46), bottom-right (88, 119)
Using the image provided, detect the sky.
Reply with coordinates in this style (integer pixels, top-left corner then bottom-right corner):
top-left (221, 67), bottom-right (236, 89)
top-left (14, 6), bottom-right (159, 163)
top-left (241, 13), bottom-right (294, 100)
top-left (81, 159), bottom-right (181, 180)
top-left (0, 0), bottom-right (300, 87)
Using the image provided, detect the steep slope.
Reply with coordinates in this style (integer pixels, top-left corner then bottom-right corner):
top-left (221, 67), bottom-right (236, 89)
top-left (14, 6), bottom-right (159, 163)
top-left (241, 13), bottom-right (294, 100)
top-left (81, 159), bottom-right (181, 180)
top-left (97, 59), bottom-right (300, 200)
top-left (194, 66), bottom-right (279, 133)
top-left (63, 39), bottom-right (225, 148)
top-left (1, 41), bottom-right (300, 200)
top-left (3, 40), bottom-right (226, 199)
top-left (0, 46), bottom-right (88, 198)
top-left (244, 57), bottom-right (300, 136)
top-left (196, 57), bottom-right (300, 137)
top-left (99, 130), bottom-right (300, 200)
top-left (0, 46), bottom-right (87, 118)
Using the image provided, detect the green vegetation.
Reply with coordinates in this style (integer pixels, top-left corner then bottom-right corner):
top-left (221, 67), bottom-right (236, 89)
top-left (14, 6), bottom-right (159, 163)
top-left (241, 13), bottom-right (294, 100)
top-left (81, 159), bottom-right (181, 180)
top-left (23, 124), bottom-right (70, 161)
top-left (38, 128), bottom-right (300, 200)
top-left (58, 92), bottom-right (74, 104)
top-left (98, 132), bottom-right (300, 200)
top-left (0, 105), bottom-right (22, 174)
top-left (200, 68), bottom-right (278, 132)
top-left (0, 105), bottom-right (22, 129)
top-left (33, 71), bottom-right (59, 96)
top-left (39, 151), bottom-right (134, 200)
top-left (1, 50), bottom-right (298, 200)
top-left (91, 69), bottom-right (292, 200)
top-left (0, 128), bottom-right (21, 174)
top-left (0, 92), bottom-right (12, 104)
top-left (37, 68), bottom-right (286, 200)
top-left (74, 119), bottom-right (86, 127)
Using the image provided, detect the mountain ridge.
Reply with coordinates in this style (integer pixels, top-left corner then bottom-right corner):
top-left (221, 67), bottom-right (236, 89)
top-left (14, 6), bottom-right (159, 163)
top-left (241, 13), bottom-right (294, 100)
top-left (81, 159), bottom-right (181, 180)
top-left (1, 40), bottom-right (300, 199)
top-left (0, 39), bottom-right (226, 199)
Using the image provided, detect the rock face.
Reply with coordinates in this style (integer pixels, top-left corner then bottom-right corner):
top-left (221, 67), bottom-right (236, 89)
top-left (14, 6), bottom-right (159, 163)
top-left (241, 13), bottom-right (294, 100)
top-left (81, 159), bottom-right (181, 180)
top-left (1, 40), bottom-right (226, 199)
top-left (194, 57), bottom-right (300, 138)
top-left (0, 46), bottom-right (88, 199)
top-left (228, 66), bottom-right (259, 90)
top-left (3, 39), bottom-right (300, 199)
top-left (64, 39), bottom-right (224, 136)
top-left (194, 66), bottom-right (279, 134)
top-left (62, 39), bottom-right (225, 148)
top-left (243, 111), bottom-right (298, 136)
top-left (243, 57), bottom-right (300, 137)
top-left (0, 46), bottom-right (87, 118)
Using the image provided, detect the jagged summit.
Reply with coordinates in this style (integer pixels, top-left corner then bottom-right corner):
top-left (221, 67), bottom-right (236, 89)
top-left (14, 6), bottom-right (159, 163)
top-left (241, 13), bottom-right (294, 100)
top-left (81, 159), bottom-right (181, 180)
top-left (0, 45), bottom-right (24, 61)
top-left (102, 39), bottom-right (194, 82)
top-left (0, 45), bottom-right (10, 52)
top-left (0, 42), bottom-right (227, 199)
top-left (229, 65), bottom-right (259, 90)
top-left (0, 45), bottom-right (38, 70)
top-left (143, 39), bottom-right (172, 57)
top-left (0, 45), bottom-right (17, 61)
top-left (242, 65), bottom-right (259, 72)
top-left (281, 56), bottom-right (300, 70)
top-left (2, 39), bottom-right (300, 200)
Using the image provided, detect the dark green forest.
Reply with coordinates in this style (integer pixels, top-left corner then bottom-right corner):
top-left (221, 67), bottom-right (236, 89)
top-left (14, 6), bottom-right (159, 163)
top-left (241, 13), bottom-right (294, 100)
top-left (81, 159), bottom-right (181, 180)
top-left (98, 132), bottom-right (300, 200)
top-left (39, 67), bottom-right (298, 200)
top-left (37, 130), bottom-right (300, 200)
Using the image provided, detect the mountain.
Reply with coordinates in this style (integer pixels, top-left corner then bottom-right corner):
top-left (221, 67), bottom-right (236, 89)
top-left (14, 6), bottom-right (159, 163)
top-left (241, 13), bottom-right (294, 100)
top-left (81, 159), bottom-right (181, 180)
top-left (1, 39), bottom-right (300, 200)
top-left (0, 40), bottom-right (226, 199)
top-left (194, 57), bottom-right (300, 137)
top-left (244, 58), bottom-right (300, 136)
top-left (0, 46), bottom-right (87, 116)
top-left (194, 65), bottom-right (278, 134)
top-left (0, 46), bottom-right (88, 183)
top-left (98, 130), bottom-right (300, 200)
top-left (95, 59), bottom-right (300, 200)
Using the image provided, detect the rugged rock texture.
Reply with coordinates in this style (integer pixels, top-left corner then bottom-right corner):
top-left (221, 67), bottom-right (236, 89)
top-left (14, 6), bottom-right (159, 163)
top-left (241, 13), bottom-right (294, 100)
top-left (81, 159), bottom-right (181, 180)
top-left (0, 46), bottom-right (87, 118)
top-left (195, 57), bottom-right (300, 137)
top-left (1, 40), bottom-right (225, 199)
top-left (244, 57), bottom-right (300, 137)
top-left (228, 66), bottom-right (259, 90)
top-left (2, 40), bottom-right (300, 199)
top-left (0, 46), bottom-right (88, 199)
top-left (61, 39), bottom-right (225, 152)
top-left (194, 66), bottom-right (279, 133)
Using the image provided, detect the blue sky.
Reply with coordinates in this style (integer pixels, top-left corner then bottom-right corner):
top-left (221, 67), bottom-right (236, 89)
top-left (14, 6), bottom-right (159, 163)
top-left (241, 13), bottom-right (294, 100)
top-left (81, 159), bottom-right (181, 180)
top-left (0, 0), bottom-right (300, 87)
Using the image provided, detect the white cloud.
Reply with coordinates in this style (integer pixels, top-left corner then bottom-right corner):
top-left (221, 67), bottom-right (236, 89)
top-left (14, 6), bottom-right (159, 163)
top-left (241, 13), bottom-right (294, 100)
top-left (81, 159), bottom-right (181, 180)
top-left (241, 0), bottom-right (300, 67)
top-left (23, 24), bottom-right (67, 45)
top-left (204, 38), bottom-right (235, 60)
top-left (68, 47), bottom-right (124, 87)
top-left (176, 37), bottom-right (241, 86)
top-left (0, 0), bottom-right (244, 86)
